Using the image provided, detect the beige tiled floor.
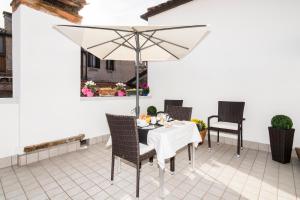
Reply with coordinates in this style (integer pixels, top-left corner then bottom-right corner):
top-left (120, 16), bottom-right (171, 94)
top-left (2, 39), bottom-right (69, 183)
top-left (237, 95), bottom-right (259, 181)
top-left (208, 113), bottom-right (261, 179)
top-left (0, 142), bottom-right (300, 200)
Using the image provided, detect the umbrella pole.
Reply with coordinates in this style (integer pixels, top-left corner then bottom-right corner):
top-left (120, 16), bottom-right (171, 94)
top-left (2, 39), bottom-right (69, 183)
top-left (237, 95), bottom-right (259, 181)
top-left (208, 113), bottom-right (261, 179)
top-left (135, 33), bottom-right (141, 117)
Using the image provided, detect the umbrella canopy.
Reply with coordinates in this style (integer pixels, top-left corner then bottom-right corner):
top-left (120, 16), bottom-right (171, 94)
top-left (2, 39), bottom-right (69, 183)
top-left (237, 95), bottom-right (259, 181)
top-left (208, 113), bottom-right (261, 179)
top-left (54, 25), bottom-right (208, 116)
top-left (54, 25), bottom-right (208, 61)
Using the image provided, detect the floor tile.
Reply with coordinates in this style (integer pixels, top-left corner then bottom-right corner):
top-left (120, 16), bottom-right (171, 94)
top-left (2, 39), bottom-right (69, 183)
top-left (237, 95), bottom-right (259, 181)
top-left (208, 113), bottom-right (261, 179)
top-left (0, 143), bottom-right (299, 200)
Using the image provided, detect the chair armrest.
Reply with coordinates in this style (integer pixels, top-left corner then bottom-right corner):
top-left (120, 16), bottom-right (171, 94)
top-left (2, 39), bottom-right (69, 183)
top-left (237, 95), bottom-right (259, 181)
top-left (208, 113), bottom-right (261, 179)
top-left (208, 115), bottom-right (219, 120)
top-left (208, 115), bottom-right (219, 127)
top-left (238, 118), bottom-right (246, 124)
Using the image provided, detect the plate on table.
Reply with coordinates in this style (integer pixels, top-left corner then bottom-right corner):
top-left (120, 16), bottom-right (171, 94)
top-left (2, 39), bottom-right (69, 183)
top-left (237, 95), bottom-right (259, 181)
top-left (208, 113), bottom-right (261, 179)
top-left (137, 119), bottom-right (149, 128)
top-left (141, 125), bottom-right (155, 129)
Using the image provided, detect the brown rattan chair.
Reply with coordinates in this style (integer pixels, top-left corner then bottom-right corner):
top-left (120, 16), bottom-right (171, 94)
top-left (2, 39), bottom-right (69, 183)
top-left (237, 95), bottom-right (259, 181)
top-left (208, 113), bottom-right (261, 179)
top-left (166, 106), bottom-right (192, 121)
top-left (165, 106), bottom-right (192, 173)
top-left (164, 99), bottom-right (183, 112)
top-left (106, 114), bottom-right (156, 198)
top-left (208, 101), bottom-right (245, 157)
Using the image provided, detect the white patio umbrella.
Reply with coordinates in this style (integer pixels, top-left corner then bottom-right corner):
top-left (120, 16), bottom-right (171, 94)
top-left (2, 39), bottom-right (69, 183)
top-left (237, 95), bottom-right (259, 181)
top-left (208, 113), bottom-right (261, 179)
top-left (54, 25), bottom-right (208, 116)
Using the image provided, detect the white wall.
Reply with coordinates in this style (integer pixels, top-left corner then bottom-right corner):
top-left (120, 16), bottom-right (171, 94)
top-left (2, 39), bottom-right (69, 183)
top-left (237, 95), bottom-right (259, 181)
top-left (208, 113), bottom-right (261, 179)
top-left (148, 0), bottom-right (300, 145)
top-left (0, 9), bottom-right (21, 158)
top-left (3, 0), bottom-right (299, 158)
top-left (0, 103), bottom-right (19, 158)
top-left (15, 5), bottom-right (152, 149)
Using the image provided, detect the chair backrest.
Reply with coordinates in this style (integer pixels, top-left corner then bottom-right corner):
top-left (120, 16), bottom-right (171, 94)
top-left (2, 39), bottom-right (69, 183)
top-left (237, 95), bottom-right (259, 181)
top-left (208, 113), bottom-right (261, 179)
top-left (218, 101), bottom-right (245, 123)
top-left (106, 114), bottom-right (139, 164)
top-left (166, 106), bottom-right (192, 121)
top-left (164, 99), bottom-right (183, 112)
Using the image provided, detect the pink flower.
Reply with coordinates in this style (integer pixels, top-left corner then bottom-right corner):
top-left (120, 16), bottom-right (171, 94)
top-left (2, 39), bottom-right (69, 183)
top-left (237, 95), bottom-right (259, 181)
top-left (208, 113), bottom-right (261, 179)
top-left (86, 90), bottom-right (94, 97)
top-left (82, 87), bottom-right (94, 97)
top-left (81, 87), bottom-right (89, 95)
top-left (141, 83), bottom-right (149, 89)
top-left (117, 90), bottom-right (126, 96)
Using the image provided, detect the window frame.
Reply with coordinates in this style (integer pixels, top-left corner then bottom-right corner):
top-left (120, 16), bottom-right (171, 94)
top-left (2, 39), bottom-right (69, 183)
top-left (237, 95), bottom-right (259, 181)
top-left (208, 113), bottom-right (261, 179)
top-left (0, 35), bottom-right (5, 55)
top-left (88, 54), bottom-right (100, 69)
top-left (106, 60), bottom-right (115, 72)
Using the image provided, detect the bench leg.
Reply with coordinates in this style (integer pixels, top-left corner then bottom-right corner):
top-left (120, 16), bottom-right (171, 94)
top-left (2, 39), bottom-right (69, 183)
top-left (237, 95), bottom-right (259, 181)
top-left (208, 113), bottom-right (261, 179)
top-left (149, 157), bottom-right (153, 166)
top-left (170, 157), bottom-right (175, 174)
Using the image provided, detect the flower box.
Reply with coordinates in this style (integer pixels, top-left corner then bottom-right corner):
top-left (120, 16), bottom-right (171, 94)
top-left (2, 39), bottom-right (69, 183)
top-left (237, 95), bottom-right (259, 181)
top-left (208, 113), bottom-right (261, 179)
top-left (98, 88), bottom-right (116, 96)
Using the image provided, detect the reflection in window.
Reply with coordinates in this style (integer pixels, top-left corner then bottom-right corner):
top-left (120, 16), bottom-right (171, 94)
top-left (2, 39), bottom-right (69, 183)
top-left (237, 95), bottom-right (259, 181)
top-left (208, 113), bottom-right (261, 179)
top-left (106, 60), bottom-right (115, 71)
top-left (88, 53), bottom-right (100, 69)
top-left (80, 48), bottom-right (148, 97)
top-left (0, 36), bottom-right (4, 54)
top-left (0, 12), bottom-right (13, 98)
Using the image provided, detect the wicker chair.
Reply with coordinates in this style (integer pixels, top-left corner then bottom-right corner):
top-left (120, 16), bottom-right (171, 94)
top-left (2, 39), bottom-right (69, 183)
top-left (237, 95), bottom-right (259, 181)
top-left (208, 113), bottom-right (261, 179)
top-left (207, 101), bottom-right (245, 157)
top-left (165, 106), bottom-right (192, 173)
top-left (106, 114), bottom-right (156, 198)
top-left (164, 99), bottom-right (183, 112)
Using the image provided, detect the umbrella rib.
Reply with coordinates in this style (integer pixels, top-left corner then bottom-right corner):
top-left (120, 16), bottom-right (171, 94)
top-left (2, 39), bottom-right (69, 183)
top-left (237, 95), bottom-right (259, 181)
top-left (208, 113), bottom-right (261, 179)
top-left (142, 33), bottom-right (189, 50)
top-left (87, 33), bottom-right (134, 50)
top-left (141, 41), bottom-right (164, 50)
top-left (140, 31), bottom-right (156, 49)
top-left (140, 34), bottom-right (179, 60)
top-left (111, 41), bottom-right (134, 50)
top-left (140, 25), bottom-right (207, 33)
top-left (103, 34), bottom-right (135, 59)
top-left (114, 31), bottom-right (136, 49)
top-left (56, 25), bottom-right (134, 33)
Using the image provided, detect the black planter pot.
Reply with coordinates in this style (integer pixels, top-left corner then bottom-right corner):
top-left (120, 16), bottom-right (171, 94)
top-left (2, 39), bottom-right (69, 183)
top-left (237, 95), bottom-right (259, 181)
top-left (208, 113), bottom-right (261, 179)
top-left (268, 127), bottom-right (295, 164)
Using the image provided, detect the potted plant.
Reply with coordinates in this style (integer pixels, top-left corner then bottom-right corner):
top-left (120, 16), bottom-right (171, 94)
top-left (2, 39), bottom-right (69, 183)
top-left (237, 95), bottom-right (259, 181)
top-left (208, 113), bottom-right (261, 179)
top-left (269, 115), bottom-right (295, 164)
top-left (115, 82), bottom-right (126, 96)
top-left (147, 106), bottom-right (157, 116)
top-left (147, 106), bottom-right (157, 124)
top-left (191, 118), bottom-right (207, 144)
top-left (141, 83), bottom-right (150, 96)
top-left (81, 80), bottom-right (97, 97)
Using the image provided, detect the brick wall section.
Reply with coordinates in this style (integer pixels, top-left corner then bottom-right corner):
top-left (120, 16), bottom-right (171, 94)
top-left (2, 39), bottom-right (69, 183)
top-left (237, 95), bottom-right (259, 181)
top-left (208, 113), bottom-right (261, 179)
top-left (11, 0), bottom-right (86, 23)
top-left (3, 12), bottom-right (12, 73)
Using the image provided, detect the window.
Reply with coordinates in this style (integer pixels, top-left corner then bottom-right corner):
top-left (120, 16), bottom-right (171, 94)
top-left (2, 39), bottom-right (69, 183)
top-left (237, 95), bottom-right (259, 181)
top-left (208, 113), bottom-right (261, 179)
top-left (88, 53), bottom-right (100, 69)
top-left (106, 60), bottom-right (115, 71)
top-left (0, 36), bottom-right (4, 54)
top-left (80, 50), bottom-right (148, 97)
top-left (0, 34), bottom-right (13, 98)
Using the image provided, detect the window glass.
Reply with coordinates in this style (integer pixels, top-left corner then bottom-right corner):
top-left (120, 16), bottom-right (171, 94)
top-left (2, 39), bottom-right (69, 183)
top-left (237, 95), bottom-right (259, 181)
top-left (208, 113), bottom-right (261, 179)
top-left (80, 48), bottom-right (148, 97)
top-left (0, 35), bottom-right (13, 98)
top-left (0, 36), bottom-right (4, 54)
top-left (106, 60), bottom-right (115, 71)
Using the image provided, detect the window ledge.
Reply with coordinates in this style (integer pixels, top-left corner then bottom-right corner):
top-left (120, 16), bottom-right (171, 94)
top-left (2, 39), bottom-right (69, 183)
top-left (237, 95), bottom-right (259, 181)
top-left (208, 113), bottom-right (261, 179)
top-left (80, 95), bottom-right (152, 101)
top-left (0, 98), bottom-right (18, 104)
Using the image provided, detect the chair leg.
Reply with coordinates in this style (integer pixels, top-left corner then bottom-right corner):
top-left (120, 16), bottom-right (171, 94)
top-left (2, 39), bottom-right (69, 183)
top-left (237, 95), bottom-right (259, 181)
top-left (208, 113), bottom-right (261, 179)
top-left (208, 129), bottom-right (211, 150)
top-left (188, 144), bottom-right (191, 162)
top-left (241, 126), bottom-right (243, 150)
top-left (149, 157), bottom-right (153, 166)
top-left (237, 131), bottom-right (241, 157)
top-left (139, 162), bottom-right (142, 169)
top-left (217, 131), bottom-right (220, 144)
top-left (170, 157), bottom-right (175, 174)
top-left (136, 165), bottom-right (140, 198)
top-left (111, 154), bottom-right (115, 184)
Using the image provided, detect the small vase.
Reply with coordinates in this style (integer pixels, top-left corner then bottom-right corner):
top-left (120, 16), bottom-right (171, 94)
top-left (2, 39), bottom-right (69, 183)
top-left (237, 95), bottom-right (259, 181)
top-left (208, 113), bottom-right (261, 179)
top-left (150, 117), bottom-right (157, 124)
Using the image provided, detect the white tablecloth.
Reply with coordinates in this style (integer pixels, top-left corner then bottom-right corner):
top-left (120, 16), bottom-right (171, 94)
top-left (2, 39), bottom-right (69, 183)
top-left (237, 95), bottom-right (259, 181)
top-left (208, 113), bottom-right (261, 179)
top-left (106, 121), bottom-right (201, 169)
top-left (147, 121), bottom-right (201, 169)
